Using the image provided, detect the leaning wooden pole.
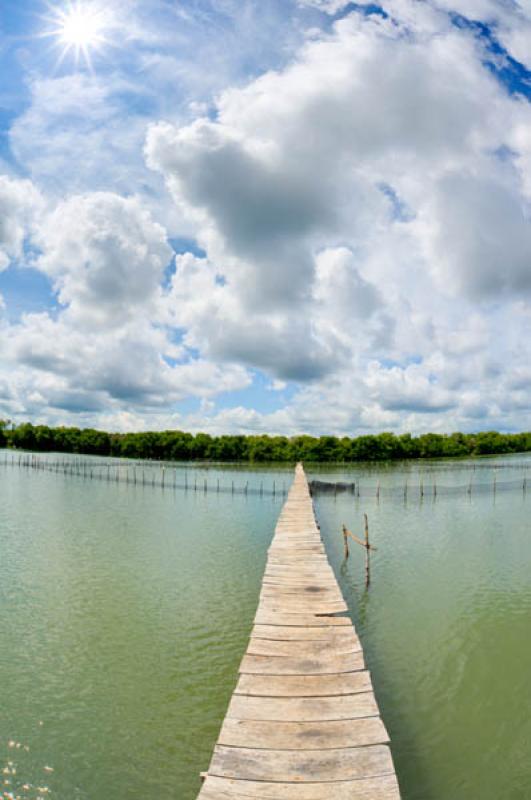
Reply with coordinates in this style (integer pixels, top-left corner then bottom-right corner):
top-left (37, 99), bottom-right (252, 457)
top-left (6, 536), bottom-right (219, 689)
top-left (197, 463), bottom-right (401, 799)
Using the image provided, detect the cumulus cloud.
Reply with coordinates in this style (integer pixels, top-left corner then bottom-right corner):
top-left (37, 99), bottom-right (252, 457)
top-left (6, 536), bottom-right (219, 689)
top-left (0, 176), bottom-right (42, 270)
top-left (415, 171), bottom-right (531, 299)
top-left (35, 192), bottom-right (173, 327)
top-left (1, 311), bottom-right (250, 419)
top-left (142, 4), bottom-right (531, 431)
top-left (2, 0), bottom-right (531, 432)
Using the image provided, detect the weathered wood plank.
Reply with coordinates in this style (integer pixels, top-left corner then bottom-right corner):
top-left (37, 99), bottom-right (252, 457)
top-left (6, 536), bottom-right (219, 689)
top-left (219, 717), bottom-right (389, 749)
top-left (235, 671), bottom-right (373, 697)
top-left (199, 775), bottom-right (401, 800)
top-left (261, 579), bottom-right (338, 589)
top-left (226, 692), bottom-right (378, 721)
top-left (264, 565), bottom-right (335, 575)
top-left (254, 611), bottom-right (351, 627)
top-left (240, 651), bottom-right (365, 675)
top-left (209, 744), bottom-right (394, 782)
top-left (260, 583), bottom-right (342, 594)
top-left (257, 601), bottom-right (349, 615)
top-left (251, 624), bottom-right (357, 641)
top-left (247, 637), bottom-right (361, 658)
top-left (259, 595), bottom-right (347, 609)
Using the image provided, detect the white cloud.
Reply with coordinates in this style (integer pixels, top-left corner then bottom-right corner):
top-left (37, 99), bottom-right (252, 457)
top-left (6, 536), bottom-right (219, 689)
top-left (0, 176), bottom-right (42, 270)
top-left (0, 311), bottom-right (250, 420)
top-left (142, 6), bottom-right (531, 432)
top-left (2, 1), bottom-right (531, 434)
top-left (35, 192), bottom-right (173, 327)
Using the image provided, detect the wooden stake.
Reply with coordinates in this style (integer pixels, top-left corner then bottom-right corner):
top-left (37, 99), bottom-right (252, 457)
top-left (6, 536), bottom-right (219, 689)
top-left (342, 525), bottom-right (349, 559)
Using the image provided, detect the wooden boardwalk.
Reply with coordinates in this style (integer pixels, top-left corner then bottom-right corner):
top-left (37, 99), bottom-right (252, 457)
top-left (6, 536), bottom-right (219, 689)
top-left (198, 463), bottom-right (400, 799)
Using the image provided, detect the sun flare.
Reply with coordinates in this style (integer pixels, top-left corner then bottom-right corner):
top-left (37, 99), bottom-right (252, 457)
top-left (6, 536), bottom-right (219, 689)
top-left (60, 6), bottom-right (103, 48)
top-left (44, 2), bottom-right (109, 68)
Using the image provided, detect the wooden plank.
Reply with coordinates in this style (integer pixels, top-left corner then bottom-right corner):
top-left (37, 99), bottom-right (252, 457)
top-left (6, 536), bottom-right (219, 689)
top-left (269, 543), bottom-right (323, 550)
top-left (261, 579), bottom-right (338, 589)
top-left (235, 671), bottom-right (373, 697)
top-left (259, 594), bottom-right (346, 607)
top-left (227, 692), bottom-right (378, 721)
top-left (259, 595), bottom-right (346, 608)
top-left (199, 775), bottom-right (401, 800)
top-left (254, 611), bottom-right (351, 627)
top-left (264, 565), bottom-right (335, 575)
top-left (260, 582), bottom-right (341, 592)
top-left (247, 637), bottom-right (361, 658)
top-left (240, 651), bottom-right (364, 675)
top-left (268, 555), bottom-right (328, 562)
top-left (218, 716), bottom-right (389, 750)
top-left (251, 624), bottom-right (357, 641)
top-left (257, 602), bottom-right (349, 615)
top-left (209, 744), bottom-right (394, 782)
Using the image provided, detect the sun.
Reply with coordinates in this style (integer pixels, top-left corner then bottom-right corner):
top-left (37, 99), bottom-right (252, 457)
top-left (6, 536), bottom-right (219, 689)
top-left (42, 1), bottom-right (109, 69)
top-left (60, 6), bottom-right (104, 48)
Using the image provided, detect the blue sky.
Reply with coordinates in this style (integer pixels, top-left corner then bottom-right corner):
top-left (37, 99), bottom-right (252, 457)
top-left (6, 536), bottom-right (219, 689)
top-left (0, 0), bottom-right (530, 434)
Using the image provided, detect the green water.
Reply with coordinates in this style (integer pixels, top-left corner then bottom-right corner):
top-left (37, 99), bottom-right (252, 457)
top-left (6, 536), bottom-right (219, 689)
top-left (1, 453), bottom-right (530, 799)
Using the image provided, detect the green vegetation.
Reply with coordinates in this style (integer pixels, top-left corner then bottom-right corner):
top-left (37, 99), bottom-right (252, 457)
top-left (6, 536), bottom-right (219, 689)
top-left (1, 421), bottom-right (531, 462)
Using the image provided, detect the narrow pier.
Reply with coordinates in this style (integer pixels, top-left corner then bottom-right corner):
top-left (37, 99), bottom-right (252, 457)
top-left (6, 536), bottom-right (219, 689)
top-left (198, 463), bottom-right (400, 799)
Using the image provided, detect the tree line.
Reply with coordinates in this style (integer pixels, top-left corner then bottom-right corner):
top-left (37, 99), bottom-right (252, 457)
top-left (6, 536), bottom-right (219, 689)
top-left (1, 421), bottom-right (531, 462)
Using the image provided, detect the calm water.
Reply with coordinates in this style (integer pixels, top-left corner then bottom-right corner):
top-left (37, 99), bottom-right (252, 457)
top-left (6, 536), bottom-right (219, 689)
top-left (1, 452), bottom-right (530, 799)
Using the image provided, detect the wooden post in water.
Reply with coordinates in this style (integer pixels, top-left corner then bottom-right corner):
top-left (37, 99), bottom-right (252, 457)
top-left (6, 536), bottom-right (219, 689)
top-left (364, 513), bottom-right (371, 588)
top-left (342, 524), bottom-right (349, 559)
top-left (341, 516), bottom-right (377, 588)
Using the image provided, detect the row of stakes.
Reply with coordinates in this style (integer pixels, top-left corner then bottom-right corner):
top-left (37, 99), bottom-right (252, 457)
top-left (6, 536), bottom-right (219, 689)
top-left (375, 475), bottom-right (528, 499)
top-left (2, 453), bottom-right (529, 498)
top-left (1, 452), bottom-right (288, 498)
top-left (341, 467), bottom-right (529, 592)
